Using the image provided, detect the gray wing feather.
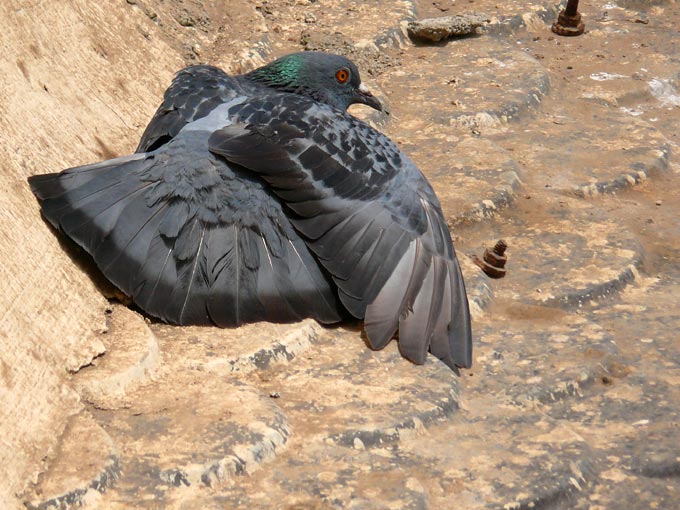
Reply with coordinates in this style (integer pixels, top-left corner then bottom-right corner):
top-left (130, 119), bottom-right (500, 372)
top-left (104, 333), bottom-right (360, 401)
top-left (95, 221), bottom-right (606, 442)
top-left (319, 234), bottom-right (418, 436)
top-left (208, 95), bottom-right (472, 369)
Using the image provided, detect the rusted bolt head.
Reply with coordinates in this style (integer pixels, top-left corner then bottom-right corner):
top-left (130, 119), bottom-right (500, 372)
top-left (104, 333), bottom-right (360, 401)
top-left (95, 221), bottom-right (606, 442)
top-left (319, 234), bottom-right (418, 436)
top-left (484, 248), bottom-right (507, 269)
top-left (492, 239), bottom-right (507, 256)
top-left (552, 10), bottom-right (585, 36)
top-left (474, 239), bottom-right (508, 279)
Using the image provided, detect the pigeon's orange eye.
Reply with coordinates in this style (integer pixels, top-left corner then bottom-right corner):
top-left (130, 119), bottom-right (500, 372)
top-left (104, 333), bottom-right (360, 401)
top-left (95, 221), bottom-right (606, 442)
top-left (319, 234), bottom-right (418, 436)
top-left (335, 68), bottom-right (350, 84)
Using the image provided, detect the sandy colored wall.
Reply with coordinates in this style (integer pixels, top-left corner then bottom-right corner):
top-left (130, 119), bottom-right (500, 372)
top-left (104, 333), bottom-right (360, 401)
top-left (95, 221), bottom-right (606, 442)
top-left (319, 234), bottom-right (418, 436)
top-left (0, 0), bottom-right (183, 504)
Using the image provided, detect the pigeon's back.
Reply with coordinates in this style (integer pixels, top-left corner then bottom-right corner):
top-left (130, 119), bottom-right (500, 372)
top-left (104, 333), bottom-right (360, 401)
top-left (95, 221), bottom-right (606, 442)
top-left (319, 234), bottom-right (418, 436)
top-left (136, 65), bottom-right (243, 153)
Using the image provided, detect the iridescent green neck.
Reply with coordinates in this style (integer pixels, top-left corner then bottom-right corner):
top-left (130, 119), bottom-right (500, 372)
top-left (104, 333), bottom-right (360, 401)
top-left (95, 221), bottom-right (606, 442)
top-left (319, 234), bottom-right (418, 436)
top-left (246, 55), bottom-right (304, 90)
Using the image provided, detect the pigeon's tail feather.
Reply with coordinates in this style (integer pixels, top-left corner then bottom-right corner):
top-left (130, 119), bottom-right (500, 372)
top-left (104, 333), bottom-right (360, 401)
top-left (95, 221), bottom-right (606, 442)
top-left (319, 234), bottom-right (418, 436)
top-left (29, 155), bottom-right (154, 253)
top-left (28, 154), bottom-right (147, 202)
top-left (164, 219), bottom-right (213, 325)
top-left (28, 155), bottom-right (185, 309)
top-left (281, 236), bottom-right (343, 324)
top-left (29, 151), bottom-right (342, 328)
top-left (201, 223), bottom-right (342, 327)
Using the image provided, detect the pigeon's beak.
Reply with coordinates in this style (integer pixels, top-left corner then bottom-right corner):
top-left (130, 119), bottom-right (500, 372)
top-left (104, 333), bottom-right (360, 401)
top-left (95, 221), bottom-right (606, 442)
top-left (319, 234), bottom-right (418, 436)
top-left (355, 83), bottom-right (387, 113)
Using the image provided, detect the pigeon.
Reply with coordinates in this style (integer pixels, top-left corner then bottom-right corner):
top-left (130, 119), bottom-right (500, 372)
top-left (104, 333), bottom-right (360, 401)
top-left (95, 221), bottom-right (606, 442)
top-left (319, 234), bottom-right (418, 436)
top-left (28, 51), bottom-right (472, 370)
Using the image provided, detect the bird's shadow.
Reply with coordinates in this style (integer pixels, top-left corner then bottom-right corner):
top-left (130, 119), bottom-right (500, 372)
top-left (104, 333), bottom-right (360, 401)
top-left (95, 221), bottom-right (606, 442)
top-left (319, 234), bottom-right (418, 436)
top-left (40, 217), bottom-right (156, 319)
top-left (407, 32), bottom-right (485, 48)
top-left (45, 220), bottom-right (122, 299)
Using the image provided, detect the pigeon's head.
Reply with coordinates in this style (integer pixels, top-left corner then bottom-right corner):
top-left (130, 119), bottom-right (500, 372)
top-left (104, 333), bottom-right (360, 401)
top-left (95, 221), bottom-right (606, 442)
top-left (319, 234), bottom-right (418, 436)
top-left (245, 52), bottom-right (384, 113)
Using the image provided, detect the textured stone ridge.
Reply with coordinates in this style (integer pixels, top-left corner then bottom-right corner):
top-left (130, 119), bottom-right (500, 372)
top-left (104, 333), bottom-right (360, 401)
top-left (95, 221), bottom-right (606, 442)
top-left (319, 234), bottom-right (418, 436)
top-left (73, 305), bottom-right (161, 409)
top-left (92, 375), bottom-right (290, 493)
top-left (502, 211), bottom-right (645, 308)
top-left (250, 328), bottom-right (463, 447)
top-left (23, 413), bottom-right (120, 510)
top-left (492, 103), bottom-right (671, 198)
top-left (430, 137), bottom-right (526, 227)
top-left (380, 37), bottom-right (551, 133)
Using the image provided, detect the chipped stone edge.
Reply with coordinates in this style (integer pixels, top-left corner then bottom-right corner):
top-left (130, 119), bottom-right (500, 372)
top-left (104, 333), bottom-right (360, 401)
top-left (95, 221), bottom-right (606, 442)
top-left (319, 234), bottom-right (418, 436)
top-left (484, 1), bottom-right (565, 35)
top-left (501, 456), bottom-right (598, 510)
top-left (158, 405), bottom-right (291, 488)
top-left (25, 456), bottom-right (121, 510)
top-left (199, 321), bottom-right (319, 375)
top-left (464, 266), bottom-right (494, 320)
top-left (450, 169), bottom-right (524, 228)
top-left (517, 358), bottom-right (618, 406)
top-left (224, 0), bottom-right (416, 72)
top-left (571, 143), bottom-right (672, 198)
top-left (325, 386), bottom-right (460, 449)
top-left (74, 324), bottom-right (161, 406)
top-left (539, 261), bottom-right (643, 310)
top-left (449, 62), bottom-right (551, 129)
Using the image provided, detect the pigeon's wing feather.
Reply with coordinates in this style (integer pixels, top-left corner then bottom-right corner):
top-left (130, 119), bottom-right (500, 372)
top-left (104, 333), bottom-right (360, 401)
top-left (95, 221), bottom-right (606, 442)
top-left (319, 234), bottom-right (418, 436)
top-left (209, 95), bottom-right (472, 369)
top-left (29, 132), bottom-right (342, 327)
top-left (136, 65), bottom-right (241, 153)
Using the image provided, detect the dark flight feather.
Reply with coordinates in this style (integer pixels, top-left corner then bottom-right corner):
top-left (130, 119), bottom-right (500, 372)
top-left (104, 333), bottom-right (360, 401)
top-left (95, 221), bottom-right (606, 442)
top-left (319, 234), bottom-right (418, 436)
top-left (29, 130), bottom-right (342, 328)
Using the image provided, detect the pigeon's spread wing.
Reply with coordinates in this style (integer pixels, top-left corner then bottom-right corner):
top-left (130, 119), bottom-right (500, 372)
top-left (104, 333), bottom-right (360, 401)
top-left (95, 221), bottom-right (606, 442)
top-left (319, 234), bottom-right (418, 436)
top-left (28, 134), bottom-right (342, 327)
top-left (136, 65), bottom-right (241, 153)
top-left (209, 96), bottom-right (472, 369)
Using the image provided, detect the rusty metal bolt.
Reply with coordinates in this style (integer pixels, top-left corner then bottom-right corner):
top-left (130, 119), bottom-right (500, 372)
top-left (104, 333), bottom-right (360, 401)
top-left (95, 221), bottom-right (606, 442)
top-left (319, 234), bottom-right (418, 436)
top-left (552, 0), bottom-right (585, 36)
top-left (474, 240), bottom-right (508, 279)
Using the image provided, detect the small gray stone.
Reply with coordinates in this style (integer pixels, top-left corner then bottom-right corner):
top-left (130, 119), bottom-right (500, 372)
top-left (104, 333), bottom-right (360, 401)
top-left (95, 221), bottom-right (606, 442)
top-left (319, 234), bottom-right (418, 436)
top-left (407, 14), bottom-right (490, 42)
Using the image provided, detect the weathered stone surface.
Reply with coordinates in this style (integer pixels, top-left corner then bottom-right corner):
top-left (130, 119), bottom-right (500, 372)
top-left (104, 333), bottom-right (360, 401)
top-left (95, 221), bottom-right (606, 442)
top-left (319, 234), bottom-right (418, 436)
top-left (73, 305), bottom-right (160, 408)
top-left (459, 254), bottom-right (494, 320)
top-left (0, 0), bottom-right (181, 502)
top-left (260, 0), bottom-right (417, 71)
top-left (428, 137), bottom-right (525, 227)
top-left (93, 374), bottom-right (289, 496)
top-left (414, 0), bottom-right (561, 34)
top-left (472, 307), bottom-right (618, 405)
top-left (379, 37), bottom-right (550, 133)
top-left (554, 20), bottom-right (680, 116)
top-left (491, 207), bottom-right (645, 308)
top-left (491, 103), bottom-right (671, 197)
top-left (4, 0), bottom-right (680, 509)
top-left (151, 319), bottom-right (322, 375)
top-left (248, 327), bottom-right (462, 448)
top-left (0, 0), bottom-right (276, 504)
top-left (23, 412), bottom-right (119, 510)
top-left (399, 416), bottom-right (598, 510)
